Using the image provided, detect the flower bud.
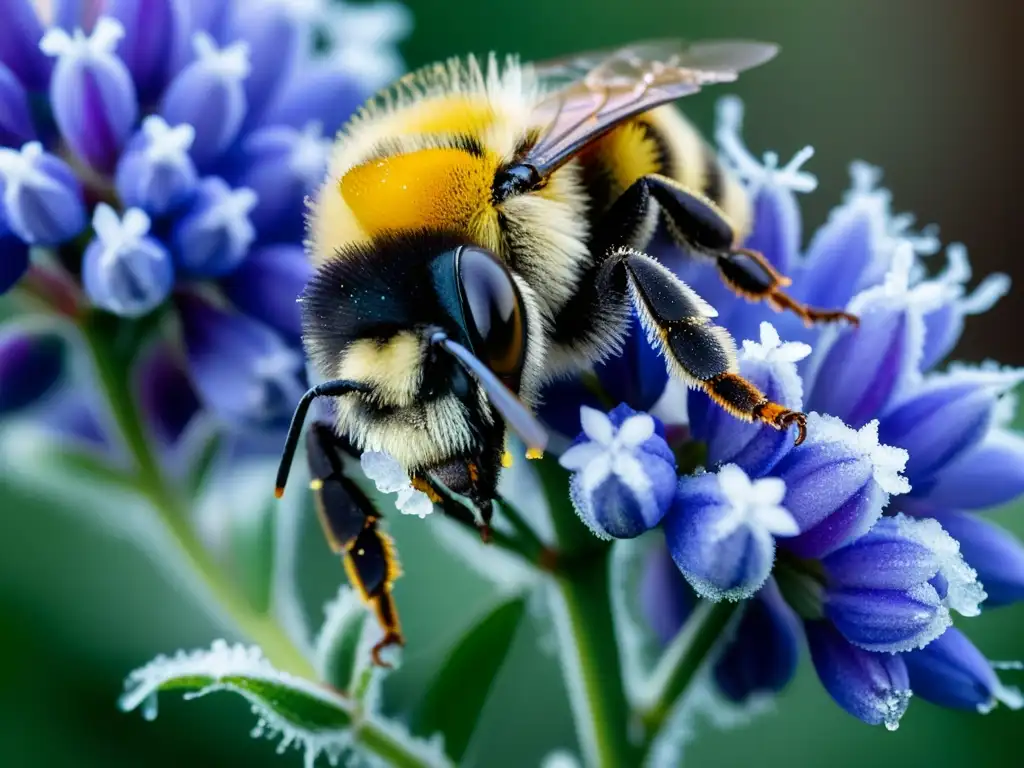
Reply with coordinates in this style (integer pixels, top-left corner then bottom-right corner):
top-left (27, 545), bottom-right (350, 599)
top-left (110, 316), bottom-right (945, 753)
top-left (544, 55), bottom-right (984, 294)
top-left (932, 510), bottom-right (1024, 607)
top-left (904, 627), bottom-right (1022, 713)
top-left (922, 428), bottom-right (1024, 510)
top-left (261, 57), bottom-right (365, 136)
top-left (879, 365), bottom-right (1024, 488)
top-left (0, 0), bottom-right (53, 91)
top-left (593, 311), bottom-right (668, 413)
top-left (821, 515), bottom-right (985, 653)
top-left (0, 326), bottom-right (65, 416)
top-left (82, 204), bottom-right (174, 318)
top-left (221, 244), bottom-right (311, 342)
top-left (161, 32), bottom-right (250, 167)
top-left (0, 62), bottom-right (35, 146)
top-left (0, 207), bottom-right (30, 294)
top-left (805, 620), bottom-right (912, 729)
top-left (689, 322), bottom-right (809, 477)
top-left (48, 0), bottom-right (105, 33)
top-left (237, 122), bottom-right (330, 240)
top-left (171, 176), bottom-right (256, 277)
top-left (108, 0), bottom-right (189, 103)
top-left (0, 141), bottom-right (86, 245)
top-left (115, 116), bottom-right (198, 216)
top-left (664, 464), bottom-right (798, 601)
top-left (773, 414), bottom-right (910, 559)
top-left (136, 340), bottom-right (201, 447)
top-left (560, 404), bottom-right (677, 540)
top-left (178, 292), bottom-right (305, 429)
top-left (40, 18), bottom-right (139, 173)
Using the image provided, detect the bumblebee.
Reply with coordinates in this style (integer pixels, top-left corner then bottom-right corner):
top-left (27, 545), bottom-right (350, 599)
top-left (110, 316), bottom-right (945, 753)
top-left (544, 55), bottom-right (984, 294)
top-left (275, 40), bottom-right (857, 665)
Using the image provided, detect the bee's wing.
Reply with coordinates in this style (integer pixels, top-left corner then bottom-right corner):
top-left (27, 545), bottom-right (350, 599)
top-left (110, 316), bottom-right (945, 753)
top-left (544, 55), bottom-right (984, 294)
top-left (523, 39), bottom-right (778, 177)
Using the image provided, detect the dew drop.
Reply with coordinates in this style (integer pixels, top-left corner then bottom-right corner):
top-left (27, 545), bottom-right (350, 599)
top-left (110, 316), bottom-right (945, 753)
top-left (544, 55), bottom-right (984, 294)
top-left (142, 692), bottom-right (159, 722)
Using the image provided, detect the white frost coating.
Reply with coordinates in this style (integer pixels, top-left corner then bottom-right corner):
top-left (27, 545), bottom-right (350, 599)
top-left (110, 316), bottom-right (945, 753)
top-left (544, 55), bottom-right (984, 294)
top-left (713, 465), bottom-right (798, 542)
top-left (359, 450), bottom-right (433, 518)
top-left (805, 413), bottom-right (911, 496)
top-left (978, 678), bottom-right (1024, 715)
top-left (740, 322), bottom-right (812, 366)
top-left (715, 96), bottom-right (818, 193)
top-left (119, 640), bottom-right (356, 768)
top-left (540, 750), bottom-right (582, 768)
top-left (880, 688), bottom-right (913, 731)
top-left (928, 243), bottom-right (1011, 318)
top-left (894, 514), bottom-right (987, 618)
top-left (844, 161), bottom-right (940, 258)
top-left (313, 586), bottom-right (370, 680)
top-left (849, 243), bottom-right (949, 317)
top-left (608, 538), bottom-right (660, 705)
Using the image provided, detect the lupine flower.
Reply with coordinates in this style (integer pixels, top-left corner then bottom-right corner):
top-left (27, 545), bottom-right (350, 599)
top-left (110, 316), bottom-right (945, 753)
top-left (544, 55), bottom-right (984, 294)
top-left (0, 0), bottom-right (409, 431)
top-left (557, 96), bottom-right (1024, 728)
top-left (560, 404), bottom-right (677, 540)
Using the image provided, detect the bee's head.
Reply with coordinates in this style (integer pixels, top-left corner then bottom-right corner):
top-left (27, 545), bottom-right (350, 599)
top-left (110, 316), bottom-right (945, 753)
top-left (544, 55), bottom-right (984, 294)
top-left (290, 231), bottom-right (547, 506)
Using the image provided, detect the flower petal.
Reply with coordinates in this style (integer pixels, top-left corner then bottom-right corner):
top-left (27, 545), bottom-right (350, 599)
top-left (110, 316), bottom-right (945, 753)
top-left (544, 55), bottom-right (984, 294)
top-left (0, 143), bottom-right (86, 245)
top-left (595, 311), bottom-right (669, 412)
top-left (0, 325), bottom-right (66, 416)
top-left (221, 244), bottom-right (311, 343)
top-left (261, 56), bottom-right (366, 136)
top-left (135, 340), bottom-right (201, 446)
top-left (918, 428), bottom-right (1024, 510)
top-left (0, 0), bottom-right (53, 90)
top-left (640, 539), bottom-right (696, 646)
top-left (0, 62), bottom-right (35, 146)
top-left (931, 510), bottom-right (1024, 607)
top-left (805, 620), bottom-right (912, 729)
top-left (108, 0), bottom-right (190, 103)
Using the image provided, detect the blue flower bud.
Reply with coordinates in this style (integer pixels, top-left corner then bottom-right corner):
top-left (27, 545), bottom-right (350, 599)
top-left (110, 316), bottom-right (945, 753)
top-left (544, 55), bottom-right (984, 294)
top-left (115, 116), bottom-right (198, 216)
top-left (221, 244), bottom-right (311, 342)
top-left (932, 510), bottom-right (1024, 607)
top-left (772, 414), bottom-right (910, 558)
top-left (593, 311), bottom-right (668, 413)
top-left (49, 0), bottom-right (105, 33)
top-left (712, 579), bottom-right (802, 703)
top-left (665, 464), bottom-right (799, 601)
top-left (904, 627), bottom-right (1022, 713)
top-left (804, 246), bottom-right (942, 429)
top-left (171, 176), bottom-right (256, 277)
top-left (136, 340), bottom-right (201, 446)
top-left (0, 206), bottom-right (30, 294)
top-left (0, 326), bottom-right (65, 417)
top-left (0, 62), bottom-right (35, 146)
top-left (919, 244), bottom-right (1009, 370)
top-left (0, 142), bottom-right (86, 245)
top-left (237, 122), bottom-right (330, 240)
top-left (229, 0), bottom-right (308, 127)
top-left (261, 57), bottom-right (365, 136)
top-left (161, 32), bottom-right (250, 167)
top-left (879, 365), bottom-right (1024, 487)
top-left (0, 0), bottom-right (53, 91)
top-left (82, 204), bottom-right (174, 317)
top-left (179, 0), bottom-right (235, 45)
top-left (178, 292), bottom-right (306, 429)
top-left (560, 404), bottom-right (676, 540)
top-left (690, 322), bottom-right (809, 477)
top-left (107, 0), bottom-right (190, 103)
top-left (821, 515), bottom-right (985, 654)
top-left (923, 428), bottom-right (1024, 510)
top-left (39, 18), bottom-right (139, 173)
top-left (805, 620), bottom-right (912, 729)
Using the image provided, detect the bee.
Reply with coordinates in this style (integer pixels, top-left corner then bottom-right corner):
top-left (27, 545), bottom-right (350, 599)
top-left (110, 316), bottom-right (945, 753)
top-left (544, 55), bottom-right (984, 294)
top-left (274, 40), bottom-right (857, 664)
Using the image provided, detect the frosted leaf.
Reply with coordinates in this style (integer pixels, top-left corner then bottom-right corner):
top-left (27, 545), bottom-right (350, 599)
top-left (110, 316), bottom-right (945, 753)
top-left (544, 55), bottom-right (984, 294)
top-left (895, 515), bottom-right (987, 618)
top-left (540, 750), bottom-right (581, 768)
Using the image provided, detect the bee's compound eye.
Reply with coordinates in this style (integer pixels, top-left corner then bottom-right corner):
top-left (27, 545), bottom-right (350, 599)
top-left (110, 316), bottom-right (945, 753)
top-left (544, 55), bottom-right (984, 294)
top-left (457, 247), bottom-right (526, 384)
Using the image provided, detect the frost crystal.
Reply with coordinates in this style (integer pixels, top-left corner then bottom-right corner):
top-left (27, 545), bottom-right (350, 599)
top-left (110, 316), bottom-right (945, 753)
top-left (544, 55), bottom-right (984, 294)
top-left (360, 450), bottom-right (433, 518)
top-left (895, 515), bottom-right (987, 618)
top-left (740, 322), bottom-right (812, 366)
top-left (807, 414), bottom-right (911, 496)
top-left (880, 688), bottom-right (913, 732)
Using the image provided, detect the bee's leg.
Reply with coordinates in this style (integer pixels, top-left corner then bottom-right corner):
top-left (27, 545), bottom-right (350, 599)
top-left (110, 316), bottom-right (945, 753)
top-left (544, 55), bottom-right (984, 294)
top-left (611, 247), bottom-right (808, 443)
top-left (607, 174), bottom-right (857, 327)
top-left (414, 465), bottom-right (495, 543)
top-left (306, 422), bottom-right (404, 667)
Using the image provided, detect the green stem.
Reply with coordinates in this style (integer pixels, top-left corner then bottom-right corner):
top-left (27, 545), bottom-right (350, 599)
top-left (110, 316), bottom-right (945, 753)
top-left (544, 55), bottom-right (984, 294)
top-left (356, 717), bottom-right (449, 768)
top-left (78, 312), bottom-right (316, 681)
top-left (637, 599), bottom-right (740, 740)
top-left (536, 454), bottom-right (638, 767)
top-left (495, 495), bottom-right (549, 562)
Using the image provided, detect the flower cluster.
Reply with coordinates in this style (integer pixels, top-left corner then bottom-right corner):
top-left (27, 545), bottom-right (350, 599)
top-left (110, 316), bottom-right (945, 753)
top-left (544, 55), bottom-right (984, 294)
top-left (556, 98), bottom-right (1024, 728)
top-left (0, 0), bottom-right (408, 435)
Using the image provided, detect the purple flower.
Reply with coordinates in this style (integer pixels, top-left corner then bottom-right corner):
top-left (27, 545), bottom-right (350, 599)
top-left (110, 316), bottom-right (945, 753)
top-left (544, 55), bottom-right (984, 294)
top-left (107, 0), bottom-right (189, 104)
top-left (0, 62), bottom-right (35, 146)
top-left (0, 326), bottom-right (65, 416)
top-left (160, 33), bottom-right (250, 167)
top-left (1, 207), bottom-right (30, 294)
top-left (40, 18), bottom-right (138, 173)
top-left (0, 0), bottom-right (53, 91)
top-left (115, 116), bottom-right (198, 216)
top-left (903, 627), bottom-right (1022, 713)
top-left (171, 177), bottom-right (256, 277)
top-left (82, 204), bottom-right (174, 318)
top-left (666, 464), bottom-right (798, 601)
top-left (0, 142), bottom-right (86, 245)
top-left (221, 244), bottom-right (311, 343)
top-left (560, 404), bottom-right (677, 539)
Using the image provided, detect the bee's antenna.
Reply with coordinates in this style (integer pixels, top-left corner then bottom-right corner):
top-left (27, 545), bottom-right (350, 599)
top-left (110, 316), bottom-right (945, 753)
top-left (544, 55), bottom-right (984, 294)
top-left (429, 331), bottom-right (549, 456)
top-left (275, 379), bottom-right (368, 499)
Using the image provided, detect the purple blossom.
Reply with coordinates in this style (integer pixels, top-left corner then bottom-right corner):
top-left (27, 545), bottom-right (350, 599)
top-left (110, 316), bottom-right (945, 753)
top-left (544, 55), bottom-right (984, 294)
top-left (0, 326), bottom-right (65, 416)
top-left (0, 141), bottom-right (86, 245)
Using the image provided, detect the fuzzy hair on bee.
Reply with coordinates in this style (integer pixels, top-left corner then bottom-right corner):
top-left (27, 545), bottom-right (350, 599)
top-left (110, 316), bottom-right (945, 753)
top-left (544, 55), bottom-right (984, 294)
top-left (280, 39), bottom-right (858, 666)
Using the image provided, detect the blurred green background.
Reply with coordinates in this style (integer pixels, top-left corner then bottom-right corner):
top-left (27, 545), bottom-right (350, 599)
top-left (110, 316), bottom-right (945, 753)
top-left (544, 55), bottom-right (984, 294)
top-left (2, 0), bottom-right (1022, 766)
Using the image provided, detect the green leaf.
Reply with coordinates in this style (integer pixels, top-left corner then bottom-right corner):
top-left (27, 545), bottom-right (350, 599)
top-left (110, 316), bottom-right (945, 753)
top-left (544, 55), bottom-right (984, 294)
top-left (412, 594), bottom-right (527, 761)
top-left (184, 427), bottom-right (224, 500)
top-left (229, 497), bottom-right (276, 614)
top-left (120, 640), bottom-right (454, 768)
top-left (314, 586), bottom-right (372, 695)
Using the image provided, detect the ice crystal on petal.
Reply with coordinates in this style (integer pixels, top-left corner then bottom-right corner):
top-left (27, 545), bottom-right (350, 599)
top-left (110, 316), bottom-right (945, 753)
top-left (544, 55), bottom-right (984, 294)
top-left (360, 450), bottom-right (433, 518)
top-left (895, 515), bottom-right (987, 618)
top-left (808, 414), bottom-right (911, 496)
top-left (741, 322), bottom-right (812, 365)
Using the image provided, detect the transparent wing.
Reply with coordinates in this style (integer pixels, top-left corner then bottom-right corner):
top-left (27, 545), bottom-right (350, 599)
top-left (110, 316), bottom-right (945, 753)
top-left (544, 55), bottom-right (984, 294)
top-left (523, 39), bottom-right (778, 177)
